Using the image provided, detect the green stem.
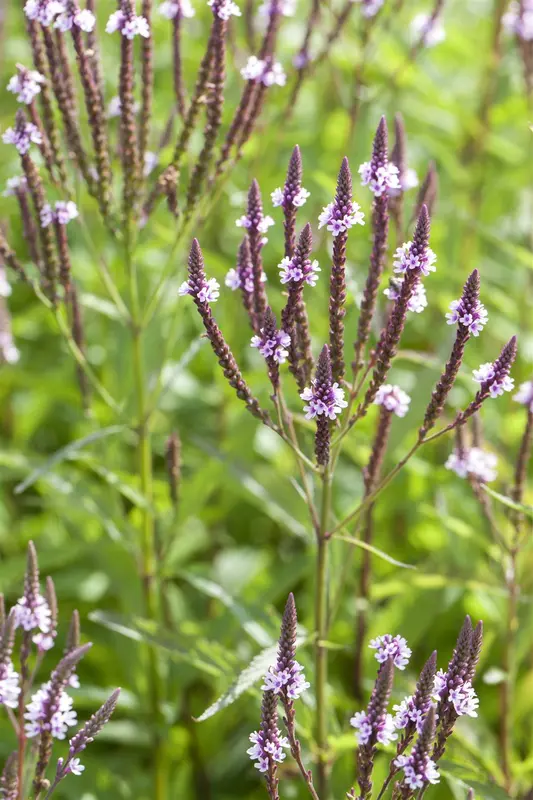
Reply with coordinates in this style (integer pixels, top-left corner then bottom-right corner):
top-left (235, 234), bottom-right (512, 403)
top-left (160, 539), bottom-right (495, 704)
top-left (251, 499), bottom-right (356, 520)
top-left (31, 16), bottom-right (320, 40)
top-left (315, 468), bottom-right (332, 798)
top-left (126, 224), bottom-right (167, 800)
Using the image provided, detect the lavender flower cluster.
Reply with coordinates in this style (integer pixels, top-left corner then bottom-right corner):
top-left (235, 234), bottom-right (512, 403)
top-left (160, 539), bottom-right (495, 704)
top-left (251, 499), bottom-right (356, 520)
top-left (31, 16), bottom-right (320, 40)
top-left (0, 543), bottom-right (119, 797)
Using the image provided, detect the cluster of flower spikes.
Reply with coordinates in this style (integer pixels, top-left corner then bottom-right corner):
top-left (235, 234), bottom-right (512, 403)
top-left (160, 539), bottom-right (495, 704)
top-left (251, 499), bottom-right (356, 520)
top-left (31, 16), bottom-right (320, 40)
top-left (0, 543), bottom-right (120, 793)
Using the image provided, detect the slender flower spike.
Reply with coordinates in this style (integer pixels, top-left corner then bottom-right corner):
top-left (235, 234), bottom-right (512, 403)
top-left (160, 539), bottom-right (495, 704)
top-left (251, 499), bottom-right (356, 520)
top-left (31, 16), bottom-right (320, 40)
top-left (240, 56), bottom-right (286, 86)
top-left (3, 176), bottom-right (28, 197)
top-left (55, 5), bottom-right (96, 30)
top-left (446, 294), bottom-right (488, 336)
top-left (159, 0), bottom-right (195, 17)
top-left (66, 688), bottom-right (121, 761)
top-left (251, 307), bottom-right (290, 391)
top-left (369, 634), bottom-right (412, 669)
top-left (445, 447), bottom-right (498, 483)
top-left (393, 651), bottom-right (438, 736)
top-left (179, 274), bottom-right (220, 303)
top-left (318, 196), bottom-right (365, 236)
top-left (14, 542), bottom-right (52, 642)
top-left (374, 385), bottom-right (411, 418)
top-left (208, 0), bottom-right (241, 18)
top-left (272, 182), bottom-right (311, 208)
top-left (359, 119), bottom-right (400, 197)
top-left (7, 67), bottom-right (46, 105)
top-left (472, 361), bottom-right (515, 398)
top-left (0, 753), bottom-right (18, 800)
top-left (384, 278), bottom-right (427, 313)
top-left (278, 254), bottom-right (320, 286)
top-left (40, 201), bottom-right (79, 228)
top-left (514, 380), bottom-right (533, 410)
top-left (183, 240), bottom-right (271, 425)
top-left (301, 346), bottom-right (347, 421)
top-left (262, 594), bottom-right (310, 701)
top-left (247, 690), bottom-right (289, 776)
top-left (25, 684), bottom-right (78, 739)
top-left (271, 147), bottom-right (310, 214)
top-left (395, 707), bottom-right (440, 790)
top-left (393, 240), bottom-right (437, 277)
top-left (24, 0), bottom-right (66, 25)
top-left (106, 8), bottom-right (150, 37)
top-left (2, 121), bottom-right (42, 155)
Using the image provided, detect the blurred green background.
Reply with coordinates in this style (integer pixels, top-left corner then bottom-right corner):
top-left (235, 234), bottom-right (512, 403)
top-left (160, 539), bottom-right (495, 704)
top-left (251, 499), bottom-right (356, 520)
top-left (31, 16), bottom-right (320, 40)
top-left (0, 0), bottom-right (532, 797)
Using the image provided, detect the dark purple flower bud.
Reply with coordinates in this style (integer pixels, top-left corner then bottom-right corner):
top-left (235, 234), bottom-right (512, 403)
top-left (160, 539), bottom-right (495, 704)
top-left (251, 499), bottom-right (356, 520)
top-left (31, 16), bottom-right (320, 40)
top-left (359, 116), bottom-right (400, 197)
top-left (262, 593), bottom-right (310, 702)
top-left (394, 707), bottom-right (439, 793)
top-left (68, 688), bottom-right (121, 758)
top-left (352, 658), bottom-right (396, 800)
top-left (392, 651), bottom-right (437, 741)
top-left (271, 145), bottom-right (310, 259)
top-left (65, 610), bottom-right (81, 654)
top-left (251, 307), bottom-right (290, 392)
top-left (420, 270), bottom-right (482, 438)
top-left (301, 345), bottom-right (348, 466)
top-left (225, 238), bottom-right (263, 330)
top-left (460, 336), bottom-right (518, 423)
top-left (183, 239), bottom-right (273, 427)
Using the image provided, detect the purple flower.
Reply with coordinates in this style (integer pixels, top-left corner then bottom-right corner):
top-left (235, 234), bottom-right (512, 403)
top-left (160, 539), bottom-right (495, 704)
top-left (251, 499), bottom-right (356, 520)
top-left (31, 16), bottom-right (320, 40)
top-left (278, 255), bottom-right (320, 286)
top-left (236, 213), bottom-right (274, 235)
top-left (514, 380), bottom-right (533, 411)
top-left (0, 662), bottom-right (21, 709)
top-left (384, 278), bottom-right (427, 313)
top-left (300, 378), bottom-right (347, 420)
top-left (258, 0), bottom-right (295, 15)
top-left (389, 167), bottom-right (419, 197)
top-left (411, 12), bottom-right (446, 46)
top-left (240, 56), bottom-right (286, 86)
top-left (251, 328), bottom-right (291, 364)
top-left (369, 634), bottom-right (412, 669)
top-left (14, 593), bottom-right (51, 637)
top-left (25, 683), bottom-right (77, 739)
top-left (55, 6), bottom-right (96, 31)
top-left (352, 0), bottom-right (384, 18)
top-left (445, 447), bottom-right (498, 483)
top-left (67, 757), bottom-right (85, 776)
top-left (40, 200), bottom-right (79, 228)
top-left (179, 276), bottom-right (220, 303)
top-left (433, 669), bottom-right (479, 717)
top-left (473, 362), bottom-right (514, 398)
top-left (394, 752), bottom-right (440, 789)
top-left (393, 240), bottom-right (436, 277)
top-left (2, 122), bottom-right (42, 155)
top-left (262, 660), bottom-right (310, 700)
top-left (247, 729), bottom-right (289, 772)
top-left (208, 0), bottom-right (241, 19)
top-left (359, 161), bottom-right (400, 197)
top-left (318, 199), bottom-right (365, 236)
top-left (271, 185), bottom-right (309, 209)
top-left (24, 0), bottom-right (65, 25)
top-left (7, 68), bottom-right (46, 105)
top-left (158, 0), bottom-right (195, 17)
top-left (3, 176), bottom-right (28, 197)
top-left (503, 1), bottom-right (533, 40)
top-left (374, 385), bottom-right (411, 418)
top-left (106, 9), bottom-right (150, 37)
top-left (393, 696), bottom-right (435, 734)
top-left (446, 296), bottom-right (488, 337)
top-left (350, 709), bottom-right (397, 746)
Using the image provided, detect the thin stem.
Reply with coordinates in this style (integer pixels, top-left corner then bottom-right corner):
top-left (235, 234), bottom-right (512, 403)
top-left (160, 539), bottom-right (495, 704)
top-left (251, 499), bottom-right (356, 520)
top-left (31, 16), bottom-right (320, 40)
top-left (501, 547), bottom-right (518, 793)
top-left (125, 224), bottom-right (166, 800)
top-left (283, 709), bottom-right (321, 800)
top-left (279, 396), bottom-right (321, 531)
top-left (315, 468), bottom-right (332, 798)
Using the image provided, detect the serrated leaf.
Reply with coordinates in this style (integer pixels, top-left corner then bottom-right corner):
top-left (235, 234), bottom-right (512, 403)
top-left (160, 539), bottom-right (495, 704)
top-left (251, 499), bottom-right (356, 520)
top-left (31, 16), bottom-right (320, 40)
top-left (14, 425), bottom-right (126, 494)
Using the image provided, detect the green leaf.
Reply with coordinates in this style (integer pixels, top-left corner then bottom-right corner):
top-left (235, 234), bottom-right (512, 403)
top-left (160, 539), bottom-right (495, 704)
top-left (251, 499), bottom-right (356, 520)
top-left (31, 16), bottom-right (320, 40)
top-left (332, 534), bottom-right (416, 569)
top-left (89, 611), bottom-right (231, 678)
top-left (481, 485), bottom-right (533, 518)
top-left (14, 425), bottom-right (127, 495)
top-left (179, 572), bottom-right (274, 648)
top-left (194, 644), bottom-right (278, 722)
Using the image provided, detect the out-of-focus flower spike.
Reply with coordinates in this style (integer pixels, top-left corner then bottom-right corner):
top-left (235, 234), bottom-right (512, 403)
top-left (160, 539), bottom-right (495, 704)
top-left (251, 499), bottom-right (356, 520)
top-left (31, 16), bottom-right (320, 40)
top-left (247, 689), bottom-right (289, 789)
top-left (392, 650), bottom-right (437, 746)
top-left (166, 431), bottom-right (181, 509)
top-left (246, 179), bottom-right (270, 322)
top-left (328, 157), bottom-right (352, 383)
top-left (185, 0), bottom-right (229, 216)
top-left (140, 0), bottom-right (154, 177)
top-left (65, 610), bottom-right (81, 654)
top-left (0, 753), bottom-right (18, 800)
top-left (67, 687), bottom-right (121, 758)
top-left (0, 230), bottom-right (28, 283)
top-left (70, 285), bottom-right (91, 411)
top-left (118, 0), bottom-right (141, 222)
top-left (412, 161), bottom-right (438, 224)
top-left (459, 336), bottom-right (517, 424)
top-left (0, 595), bottom-right (5, 630)
top-left (511, 385), bottom-right (533, 530)
top-left (251, 307), bottom-right (290, 393)
top-left (465, 621), bottom-right (483, 683)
